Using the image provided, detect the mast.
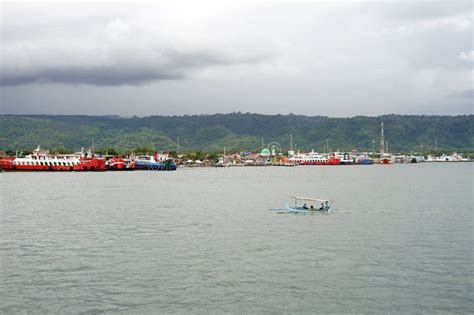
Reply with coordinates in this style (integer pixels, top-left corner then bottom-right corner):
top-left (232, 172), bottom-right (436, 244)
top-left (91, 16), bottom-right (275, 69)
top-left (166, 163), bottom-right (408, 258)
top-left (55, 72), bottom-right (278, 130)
top-left (223, 146), bottom-right (226, 164)
top-left (290, 134), bottom-right (293, 151)
top-left (380, 122), bottom-right (385, 155)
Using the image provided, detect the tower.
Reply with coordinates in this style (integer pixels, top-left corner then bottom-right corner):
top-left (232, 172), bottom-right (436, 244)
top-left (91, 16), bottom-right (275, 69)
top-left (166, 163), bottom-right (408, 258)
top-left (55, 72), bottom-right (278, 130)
top-left (380, 122), bottom-right (385, 155)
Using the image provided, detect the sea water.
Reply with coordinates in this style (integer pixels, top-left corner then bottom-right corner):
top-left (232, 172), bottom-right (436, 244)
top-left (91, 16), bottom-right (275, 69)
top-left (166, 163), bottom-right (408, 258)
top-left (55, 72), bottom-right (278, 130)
top-left (1, 163), bottom-right (473, 313)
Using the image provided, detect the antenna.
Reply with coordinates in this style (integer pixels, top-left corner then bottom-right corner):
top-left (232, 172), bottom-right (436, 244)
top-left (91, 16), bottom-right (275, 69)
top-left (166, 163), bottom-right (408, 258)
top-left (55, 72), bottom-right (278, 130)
top-left (380, 122), bottom-right (385, 155)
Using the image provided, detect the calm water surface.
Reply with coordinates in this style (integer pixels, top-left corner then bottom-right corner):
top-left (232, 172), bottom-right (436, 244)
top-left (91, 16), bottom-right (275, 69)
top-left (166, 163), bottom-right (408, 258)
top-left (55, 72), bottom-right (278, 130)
top-left (1, 163), bottom-right (473, 313)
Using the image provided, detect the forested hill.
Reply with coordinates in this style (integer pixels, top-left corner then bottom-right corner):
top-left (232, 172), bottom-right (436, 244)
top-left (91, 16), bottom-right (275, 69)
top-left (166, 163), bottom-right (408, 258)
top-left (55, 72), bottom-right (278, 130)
top-left (0, 114), bottom-right (472, 153)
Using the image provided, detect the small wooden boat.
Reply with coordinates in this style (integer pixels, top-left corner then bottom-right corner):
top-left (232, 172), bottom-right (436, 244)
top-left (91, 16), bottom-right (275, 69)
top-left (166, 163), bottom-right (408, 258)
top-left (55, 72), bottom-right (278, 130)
top-left (270, 196), bottom-right (333, 214)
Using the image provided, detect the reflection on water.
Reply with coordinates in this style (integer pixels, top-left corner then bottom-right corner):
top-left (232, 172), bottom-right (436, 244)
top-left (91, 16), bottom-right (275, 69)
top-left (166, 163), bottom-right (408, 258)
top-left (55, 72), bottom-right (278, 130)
top-left (1, 163), bottom-right (473, 313)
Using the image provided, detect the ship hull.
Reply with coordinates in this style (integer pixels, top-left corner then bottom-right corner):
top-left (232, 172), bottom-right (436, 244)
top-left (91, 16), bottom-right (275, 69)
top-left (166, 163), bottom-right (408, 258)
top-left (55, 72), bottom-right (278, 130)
top-left (294, 157), bottom-right (340, 166)
top-left (134, 161), bottom-right (177, 171)
top-left (134, 154), bottom-right (177, 171)
top-left (355, 159), bottom-right (374, 165)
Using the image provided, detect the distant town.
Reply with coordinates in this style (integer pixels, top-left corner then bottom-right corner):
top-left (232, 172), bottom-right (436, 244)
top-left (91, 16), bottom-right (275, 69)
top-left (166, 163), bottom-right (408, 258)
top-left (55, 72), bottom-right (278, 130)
top-left (0, 122), bottom-right (471, 172)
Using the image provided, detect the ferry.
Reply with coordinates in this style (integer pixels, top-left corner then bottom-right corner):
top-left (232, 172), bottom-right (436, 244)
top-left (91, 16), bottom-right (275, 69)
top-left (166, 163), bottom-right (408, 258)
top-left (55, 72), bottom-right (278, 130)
top-left (0, 146), bottom-right (106, 172)
top-left (431, 153), bottom-right (470, 162)
top-left (288, 151), bottom-right (340, 165)
top-left (134, 152), bottom-right (177, 171)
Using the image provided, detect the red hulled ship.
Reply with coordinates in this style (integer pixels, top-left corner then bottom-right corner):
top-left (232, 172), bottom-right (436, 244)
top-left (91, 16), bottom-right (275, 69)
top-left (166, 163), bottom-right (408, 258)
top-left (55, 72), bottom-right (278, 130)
top-left (288, 151), bottom-right (340, 165)
top-left (0, 146), bottom-right (106, 172)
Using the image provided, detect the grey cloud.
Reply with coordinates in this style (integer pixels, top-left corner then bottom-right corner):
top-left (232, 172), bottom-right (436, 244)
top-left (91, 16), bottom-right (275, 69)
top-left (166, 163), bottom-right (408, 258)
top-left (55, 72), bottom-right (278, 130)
top-left (1, 2), bottom-right (472, 116)
top-left (1, 65), bottom-right (180, 86)
top-left (452, 89), bottom-right (474, 99)
top-left (0, 48), bottom-right (267, 86)
top-left (0, 7), bottom-right (272, 87)
top-left (370, 1), bottom-right (471, 21)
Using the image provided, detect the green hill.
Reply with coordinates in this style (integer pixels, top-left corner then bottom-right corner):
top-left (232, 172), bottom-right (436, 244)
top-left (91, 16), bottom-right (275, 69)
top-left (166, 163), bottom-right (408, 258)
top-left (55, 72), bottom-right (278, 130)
top-left (0, 113), bottom-right (472, 153)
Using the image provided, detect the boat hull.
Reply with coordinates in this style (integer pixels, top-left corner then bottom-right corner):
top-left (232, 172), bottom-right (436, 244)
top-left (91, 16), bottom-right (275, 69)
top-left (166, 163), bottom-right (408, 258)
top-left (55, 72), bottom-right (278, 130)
top-left (134, 159), bottom-right (177, 171)
top-left (356, 159), bottom-right (374, 165)
top-left (284, 202), bottom-right (330, 213)
top-left (296, 158), bottom-right (340, 166)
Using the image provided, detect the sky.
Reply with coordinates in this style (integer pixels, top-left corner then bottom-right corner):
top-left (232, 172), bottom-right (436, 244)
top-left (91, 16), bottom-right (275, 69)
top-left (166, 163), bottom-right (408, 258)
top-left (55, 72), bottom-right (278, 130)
top-left (0, 0), bottom-right (473, 116)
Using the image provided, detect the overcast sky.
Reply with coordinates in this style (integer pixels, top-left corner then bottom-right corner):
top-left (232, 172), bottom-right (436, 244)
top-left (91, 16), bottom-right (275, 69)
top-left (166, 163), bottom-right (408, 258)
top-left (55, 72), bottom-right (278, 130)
top-left (1, 1), bottom-right (472, 116)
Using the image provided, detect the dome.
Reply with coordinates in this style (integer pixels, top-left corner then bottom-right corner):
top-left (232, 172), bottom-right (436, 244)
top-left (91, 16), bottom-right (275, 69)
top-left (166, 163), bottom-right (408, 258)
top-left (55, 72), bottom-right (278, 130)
top-left (260, 148), bottom-right (271, 156)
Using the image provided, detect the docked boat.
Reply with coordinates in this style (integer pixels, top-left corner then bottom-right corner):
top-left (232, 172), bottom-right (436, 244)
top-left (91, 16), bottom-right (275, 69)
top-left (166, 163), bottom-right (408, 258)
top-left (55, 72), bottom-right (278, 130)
top-left (336, 152), bottom-right (354, 165)
top-left (354, 153), bottom-right (374, 165)
top-left (288, 151), bottom-right (340, 165)
top-left (270, 196), bottom-right (333, 214)
top-left (0, 146), bottom-right (106, 172)
top-left (380, 153), bottom-right (394, 164)
top-left (134, 152), bottom-right (177, 171)
top-left (106, 157), bottom-right (135, 170)
top-left (432, 153), bottom-right (470, 162)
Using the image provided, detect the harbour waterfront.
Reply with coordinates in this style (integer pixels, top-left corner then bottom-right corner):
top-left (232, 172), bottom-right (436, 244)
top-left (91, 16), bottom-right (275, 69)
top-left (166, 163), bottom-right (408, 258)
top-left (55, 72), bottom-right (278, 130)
top-left (0, 163), bottom-right (473, 313)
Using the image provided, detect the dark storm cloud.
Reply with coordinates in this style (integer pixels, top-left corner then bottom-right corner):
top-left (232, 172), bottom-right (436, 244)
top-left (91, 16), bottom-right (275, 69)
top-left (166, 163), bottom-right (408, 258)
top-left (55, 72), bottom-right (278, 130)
top-left (0, 66), bottom-right (179, 86)
top-left (0, 5), bottom-right (271, 87)
top-left (0, 50), bottom-right (263, 86)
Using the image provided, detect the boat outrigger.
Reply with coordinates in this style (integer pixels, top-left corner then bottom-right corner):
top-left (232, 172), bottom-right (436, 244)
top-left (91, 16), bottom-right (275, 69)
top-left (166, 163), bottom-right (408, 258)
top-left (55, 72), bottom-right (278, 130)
top-left (270, 196), bottom-right (333, 214)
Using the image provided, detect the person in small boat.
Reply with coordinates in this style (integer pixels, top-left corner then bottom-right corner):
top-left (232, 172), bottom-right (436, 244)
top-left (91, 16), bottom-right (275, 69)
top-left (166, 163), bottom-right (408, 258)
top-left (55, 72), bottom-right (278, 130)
top-left (302, 203), bottom-right (308, 209)
top-left (310, 205), bottom-right (314, 210)
top-left (319, 203), bottom-right (325, 210)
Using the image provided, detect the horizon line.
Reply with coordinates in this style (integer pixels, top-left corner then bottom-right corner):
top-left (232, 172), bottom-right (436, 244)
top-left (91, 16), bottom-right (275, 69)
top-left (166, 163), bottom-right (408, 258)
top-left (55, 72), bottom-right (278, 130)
top-left (1, 112), bottom-right (473, 119)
